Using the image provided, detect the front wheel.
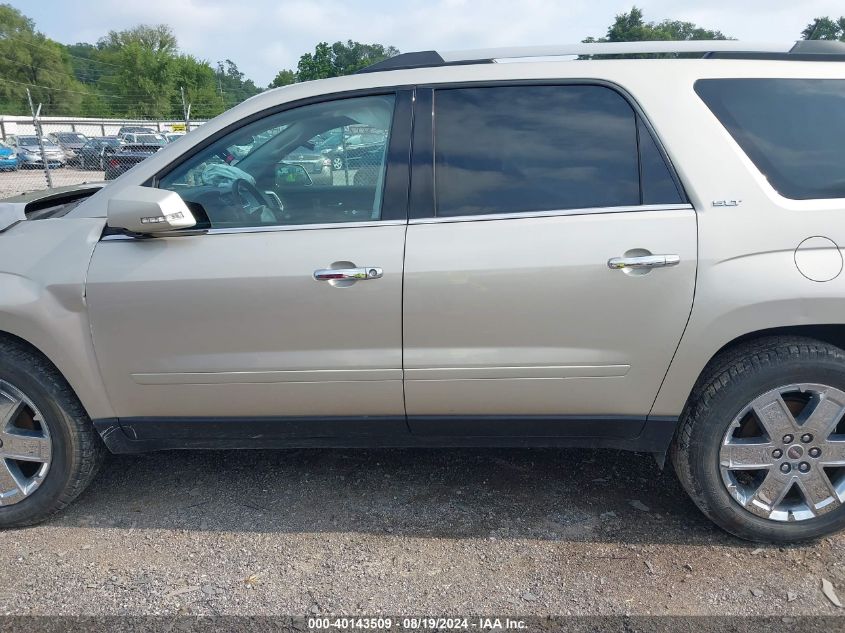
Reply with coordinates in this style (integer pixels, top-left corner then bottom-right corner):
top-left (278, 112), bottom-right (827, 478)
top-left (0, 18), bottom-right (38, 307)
top-left (0, 339), bottom-right (105, 527)
top-left (673, 336), bottom-right (845, 542)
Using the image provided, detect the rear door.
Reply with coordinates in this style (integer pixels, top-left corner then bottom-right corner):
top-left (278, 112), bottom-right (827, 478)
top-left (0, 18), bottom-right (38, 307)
top-left (403, 84), bottom-right (696, 439)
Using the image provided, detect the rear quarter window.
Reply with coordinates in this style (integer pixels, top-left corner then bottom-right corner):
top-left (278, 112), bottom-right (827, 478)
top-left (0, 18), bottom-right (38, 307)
top-left (695, 78), bottom-right (845, 200)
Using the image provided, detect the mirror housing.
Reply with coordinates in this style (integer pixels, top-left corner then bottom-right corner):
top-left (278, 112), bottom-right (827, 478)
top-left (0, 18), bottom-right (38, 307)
top-left (107, 186), bottom-right (196, 234)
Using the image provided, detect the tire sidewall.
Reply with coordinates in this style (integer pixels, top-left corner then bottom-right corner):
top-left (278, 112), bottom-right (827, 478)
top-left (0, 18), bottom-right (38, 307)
top-left (0, 363), bottom-right (75, 526)
top-left (691, 354), bottom-right (845, 541)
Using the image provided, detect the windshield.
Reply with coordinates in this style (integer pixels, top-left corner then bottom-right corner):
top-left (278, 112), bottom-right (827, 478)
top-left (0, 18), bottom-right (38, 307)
top-left (19, 137), bottom-right (59, 148)
top-left (57, 133), bottom-right (86, 143)
top-left (136, 134), bottom-right (166, 145)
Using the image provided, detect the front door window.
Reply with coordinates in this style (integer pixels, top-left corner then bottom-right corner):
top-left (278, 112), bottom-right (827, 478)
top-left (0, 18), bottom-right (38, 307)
top-left (157, 94), bottom-right (395, 228)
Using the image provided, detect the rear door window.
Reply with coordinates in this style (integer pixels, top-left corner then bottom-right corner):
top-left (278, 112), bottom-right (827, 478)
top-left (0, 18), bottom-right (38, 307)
top-left (432, 84), bottom-right (682, 217)
top-left (638, 117), bottom-right (684, 205)
top-left (695, 79), bottom-right (845, 200)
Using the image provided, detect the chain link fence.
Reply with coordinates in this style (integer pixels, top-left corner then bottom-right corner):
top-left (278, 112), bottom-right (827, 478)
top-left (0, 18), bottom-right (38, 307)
top-left (0, 115), bottom-right (201, 199)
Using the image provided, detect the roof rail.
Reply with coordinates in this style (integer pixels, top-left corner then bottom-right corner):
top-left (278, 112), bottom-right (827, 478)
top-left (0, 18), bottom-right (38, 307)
top-left (357, 40), bottom-right (845, 73)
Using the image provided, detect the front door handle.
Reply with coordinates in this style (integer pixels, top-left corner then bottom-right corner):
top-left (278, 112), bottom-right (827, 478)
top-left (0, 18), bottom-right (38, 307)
top-left (607, 254), bottom-right (680, 270)
top-left (313, 267), bottom-right (383, 281)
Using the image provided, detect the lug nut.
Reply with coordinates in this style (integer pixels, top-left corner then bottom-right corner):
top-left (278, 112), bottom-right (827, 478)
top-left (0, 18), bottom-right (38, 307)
top-left (799, 462), bottom-right (811, 473)
top-left (809, 447), bottom-right (822, 459)
top-left (780, 463), bottom-right (792, 474)
top-left (772, 449), bottom-right (783, 459)
top-left (783, 434), bottom-right (794, 444)
top-left (801, 433), bottom-right (813, 443)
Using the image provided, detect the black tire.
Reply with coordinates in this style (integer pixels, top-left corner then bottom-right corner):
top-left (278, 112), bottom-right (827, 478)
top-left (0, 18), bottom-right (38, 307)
top-left (672, 336), bottom-right (845, 542)
top-left (0, 338), bottom-right (105, 527)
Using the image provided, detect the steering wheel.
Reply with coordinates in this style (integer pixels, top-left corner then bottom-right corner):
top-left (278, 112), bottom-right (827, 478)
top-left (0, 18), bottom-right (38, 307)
top-left (230, 178), bottom-right (283, 224)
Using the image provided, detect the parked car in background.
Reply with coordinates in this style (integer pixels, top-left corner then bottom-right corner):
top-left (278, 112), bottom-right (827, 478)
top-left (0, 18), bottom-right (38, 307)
top-left (0, 141), bottom-right (17, 171)
top-left (104, 143), bottom-right (162, 180)
top-left (116, 126), bottom-right (156, 138)
top-left (315, 129), bottom-right (386, 170)
top-left (78, 137), bottom-right (123, 170)
top-left (164, 132), bottom-right (185, 143)
top-left (120, 132), bottom-right (167, 146)
top-left (47, 132), bottom-right (88, 166)
top-left (7, 136), bottom-right (65, 168)
top-left (278, 144), bottom-right (333, 185)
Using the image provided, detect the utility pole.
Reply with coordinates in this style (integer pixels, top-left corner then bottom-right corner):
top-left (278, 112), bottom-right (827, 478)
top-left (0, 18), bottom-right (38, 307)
top-left (180, 86), bottom-right (191, 132)
top-left (26, 88), bottom-right (53, 188)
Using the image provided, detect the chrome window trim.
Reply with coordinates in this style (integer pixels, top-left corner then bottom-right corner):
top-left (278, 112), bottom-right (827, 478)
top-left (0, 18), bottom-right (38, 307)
top-left (100, 205), bottom-right (694, 241)
top-left (408, 203), bottom-right (693, 225)
top-left (206, 220), bottom-right (406, 235)
top-left (100, 219), bottom-right (407, 241)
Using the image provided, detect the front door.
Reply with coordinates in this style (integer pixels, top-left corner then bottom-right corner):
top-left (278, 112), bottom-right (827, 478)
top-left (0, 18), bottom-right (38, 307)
top-left (403, 84), bottom-right (697, 439)
top-left (86, 92), bottom-right (412, 439)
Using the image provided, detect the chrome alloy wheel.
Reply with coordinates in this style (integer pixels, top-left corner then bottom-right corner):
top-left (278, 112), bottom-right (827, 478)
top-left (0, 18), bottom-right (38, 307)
top-left (720, 384), bottom-right (845, 522)
top-left (0, 380), bottom-right (52, 506)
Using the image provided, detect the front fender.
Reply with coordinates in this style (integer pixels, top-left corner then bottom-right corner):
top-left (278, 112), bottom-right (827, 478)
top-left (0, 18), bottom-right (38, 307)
top-left (0, 217), bottom-right (114, 419)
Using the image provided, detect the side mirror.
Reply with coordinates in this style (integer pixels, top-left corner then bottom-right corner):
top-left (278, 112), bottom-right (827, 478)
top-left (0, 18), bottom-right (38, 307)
top-left (107, 186), bottom-right (196, 234)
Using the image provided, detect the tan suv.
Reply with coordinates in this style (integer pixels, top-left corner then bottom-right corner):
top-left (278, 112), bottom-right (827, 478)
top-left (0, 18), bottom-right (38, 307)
top-left (1, 40), bottom-right (845, 542)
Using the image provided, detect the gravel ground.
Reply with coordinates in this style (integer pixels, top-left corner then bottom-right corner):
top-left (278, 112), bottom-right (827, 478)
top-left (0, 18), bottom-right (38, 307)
top-left (0, 167), bottom-right (104, 198)
top-left (0, 447), bottom-right (843, 618)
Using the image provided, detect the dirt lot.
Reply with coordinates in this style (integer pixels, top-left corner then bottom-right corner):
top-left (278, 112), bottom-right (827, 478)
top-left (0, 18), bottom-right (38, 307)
top-left (0, 447), bottom-right (843, 620)
top-left (0, 167), bottom-right (105, 198)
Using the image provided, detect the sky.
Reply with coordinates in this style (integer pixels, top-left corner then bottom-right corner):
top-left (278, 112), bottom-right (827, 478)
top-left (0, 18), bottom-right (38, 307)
top-left (8, 0), bottom-right (845, 86)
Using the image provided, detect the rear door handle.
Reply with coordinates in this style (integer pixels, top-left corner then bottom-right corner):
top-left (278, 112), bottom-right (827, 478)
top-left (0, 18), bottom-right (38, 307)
top-left (313, 267), bottom-right (383, 281)
top-left (607, 254), bottom-right (680, 270)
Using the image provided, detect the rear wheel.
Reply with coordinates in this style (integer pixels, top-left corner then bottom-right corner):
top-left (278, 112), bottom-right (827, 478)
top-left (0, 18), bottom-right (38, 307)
top-left (0, 339), bottom-right (105, 527)
top-left (673, 336), bottom-right (845, 542)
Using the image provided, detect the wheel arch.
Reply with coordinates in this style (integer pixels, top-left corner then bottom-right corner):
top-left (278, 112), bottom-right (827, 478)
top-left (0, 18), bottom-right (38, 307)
top-left (657, 324), bottom-right (845, 421)
top-left (0, 329), bottom-right (112, 422)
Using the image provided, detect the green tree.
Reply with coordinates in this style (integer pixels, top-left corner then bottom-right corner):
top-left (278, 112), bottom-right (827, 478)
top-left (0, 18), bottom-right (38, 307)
top-left (95, 25), bottom-right (178, 117)
top-left (295, 40), bottom-right (399, 81)
top-left (64, 42), bottom-right (109, 86)
top-left (296, 42), bottom-right (334, 81)
top-left (172, 55), bottom-right (225, 119)
top-left (802, 17), bottom-right (845, 41)
top-left (215, 59), bottom-right (261, 108)
top-left (584, 6), bottom-right (728, 43)
top-left (99, 24), bottom-right (177, 55)
top-left (0, 3), bottom-right (84, 115)
top-left (268, 69), bottom-right (295, 89)
top-left (330, 40), bottom-right (399, 74)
